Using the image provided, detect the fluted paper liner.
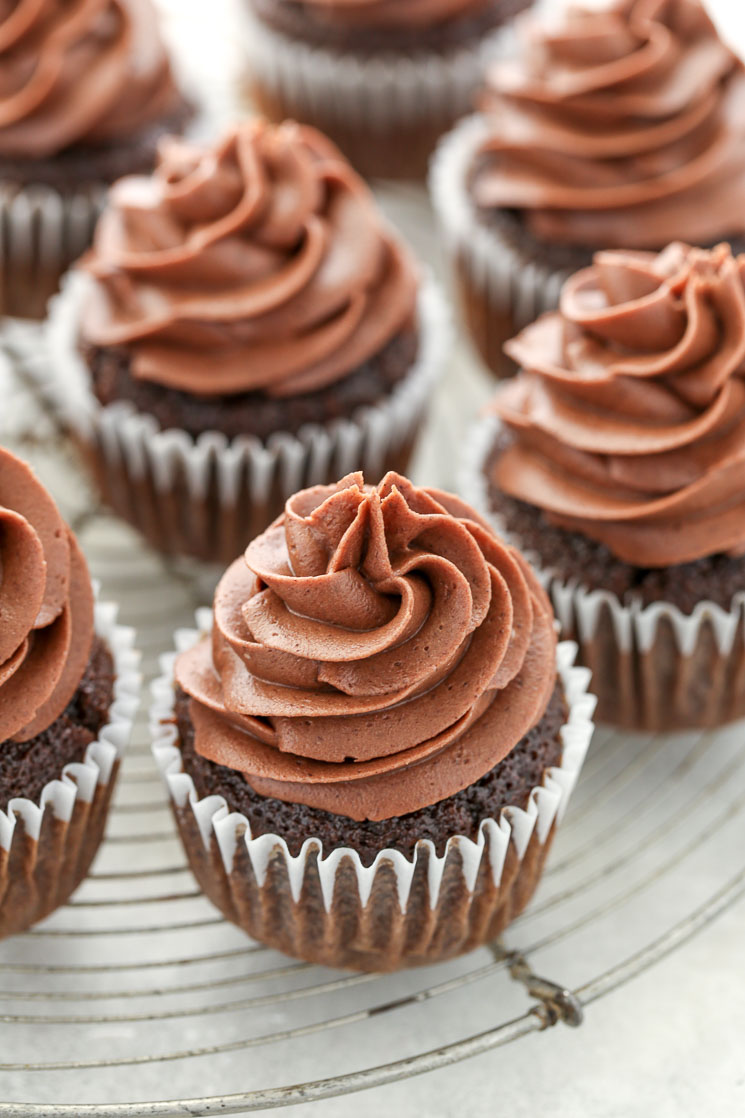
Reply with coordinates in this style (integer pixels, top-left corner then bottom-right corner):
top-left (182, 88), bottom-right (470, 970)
top-left (0, 181), bottom-right (105, 320)
top-left (241, 9), bottom-right (509, 179)
top-left (42, 269), bottom-right (449, 567)
top-left (461, 414), bottom-right (745, 730)
top-left (430, 114), bottom-right (571, 377)
top-left (151, 616), bottom-right (594, 972)
top-left (0, 597), bottom-right (140, 938)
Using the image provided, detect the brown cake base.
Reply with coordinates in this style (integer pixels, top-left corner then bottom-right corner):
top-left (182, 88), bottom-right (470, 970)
top-left (483, 441), bottom-right (745, 730)
top-left (0, 639), bottom-right (118, 938)
top-left (168, 686), bottom-right (567, 971)
top-left (83, 328), bottom-right (419, 440)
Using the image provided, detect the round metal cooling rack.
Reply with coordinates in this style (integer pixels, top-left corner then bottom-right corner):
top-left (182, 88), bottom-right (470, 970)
top-left (2, 328), bottom-right (745, 1118)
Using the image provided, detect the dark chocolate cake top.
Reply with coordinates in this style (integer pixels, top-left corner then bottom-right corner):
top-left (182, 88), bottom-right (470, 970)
top-left (80, 119), bottom-right (419, 399)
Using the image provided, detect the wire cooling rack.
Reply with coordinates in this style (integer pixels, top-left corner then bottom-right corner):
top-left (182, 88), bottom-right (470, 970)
top-left (2, 307), bottom-right (745, 1118)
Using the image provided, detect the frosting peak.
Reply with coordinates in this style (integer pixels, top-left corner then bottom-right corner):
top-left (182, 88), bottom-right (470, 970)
top-left (0, 0), bottom-right (183, 160)
top-left (492, 242), bottom-right (745, 567)
top-left (0, 450), bottom-right (94, 743)
top-left (472, 0), bottom-right (745, 249)
top-left (176, 472), bottom-right (556, 821)
top-left (80, 120), bottom-right (419, 399)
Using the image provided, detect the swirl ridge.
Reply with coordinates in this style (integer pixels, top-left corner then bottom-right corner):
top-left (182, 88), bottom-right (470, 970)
top-left (176, 471), bottom-right (556, 821)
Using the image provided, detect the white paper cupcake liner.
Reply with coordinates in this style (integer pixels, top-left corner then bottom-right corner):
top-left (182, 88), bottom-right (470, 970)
top-left (240, 9), bottom-right (510, 178)
top-left (460, 413), bottom-right (745, 729)
top-left (0, 181), bottom-right (105, 320)
top-left (151, 613), bottom-right (595, 971)
top-left (41, 269), bottom-right (450, 569)
top-left (429, 115), bottom-right (572, 374)
top-left (0, 594), bottom-right (141, 937)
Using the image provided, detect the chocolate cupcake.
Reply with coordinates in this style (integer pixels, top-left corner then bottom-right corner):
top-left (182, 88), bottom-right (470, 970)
top-left (0, 447), bottom-right (139, 937)
top-left (0, 0), bottom-right (191, 319)
top-left (152, 471), bottom-right (594, 972)
top-left (241, 0), bottom-right (532, 180)
top-left (462, 241), bottom-right (745, 731)
top-left (46, 119), bottom-right (448, 567)
top-left (431, 0), bottom-right (745, 376)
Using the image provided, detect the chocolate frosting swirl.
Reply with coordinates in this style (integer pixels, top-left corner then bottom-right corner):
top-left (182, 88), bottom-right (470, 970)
top-left (281, 0), bottom-right (493, 29)
top-left (0, 449), bottom-right (94, 744)
top-left (176, 472), bottom-right (556, 822)
top-left (79, 120), bottom-right (419, 399)
top-left (472, 0), bottom-right (745, 249)
top-left (0, 0), bottom-right (183, 161)
top-left (492, 242), bottom-right (745, 567)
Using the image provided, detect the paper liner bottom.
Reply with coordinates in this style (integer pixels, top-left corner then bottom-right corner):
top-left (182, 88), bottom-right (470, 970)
top-left (78, 423), bottom-right (421, 568)
top-left (0, 762), bottom-right (119, 938)
top-left (170, 794), bottom-right (556, 972)
top-left (570, 605), bottom-right (745, 732)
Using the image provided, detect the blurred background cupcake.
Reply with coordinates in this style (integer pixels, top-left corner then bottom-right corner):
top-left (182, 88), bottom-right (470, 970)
top-left (152, 471), bottom-right (594, 971)
top-left (240, 0), bottom-right (534, 180)
top-left (431, 0), bottom-right (745, 377)
top-left (461, 240), bottom-right (745, 731)
top-left (0, 0), bottom-right (192, 320)
top-left (0, 447), bottom-right (139, 937)
top-left (45, 118), bottom-right (449, 567)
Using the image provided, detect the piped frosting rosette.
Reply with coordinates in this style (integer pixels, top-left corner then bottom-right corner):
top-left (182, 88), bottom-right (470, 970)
top-left (80, 119), bottom-right (419, 398)
top-left (0, 452), bottom-right (94, 743)
top-left (176, 471), bottom-right (558, 821)
top-left (155, 472), bottom-right (594, 969)
top-left (0, 0), bottom-right (182, 160)
top-left (493, 242), bottom-right (745, 568)
top-left (461, 242), bottom-right (745, 729)
top-left (473, 0), bottom-right (745, 249)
